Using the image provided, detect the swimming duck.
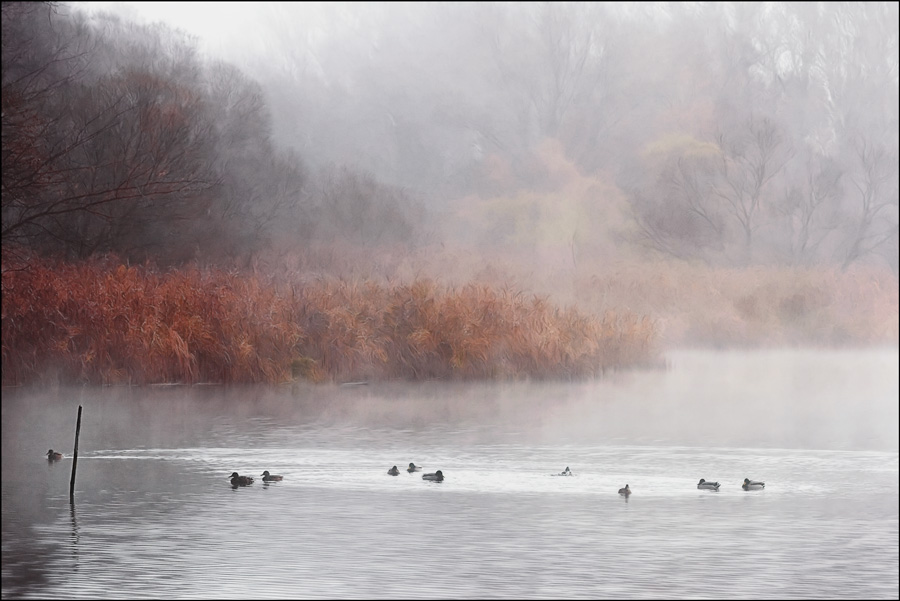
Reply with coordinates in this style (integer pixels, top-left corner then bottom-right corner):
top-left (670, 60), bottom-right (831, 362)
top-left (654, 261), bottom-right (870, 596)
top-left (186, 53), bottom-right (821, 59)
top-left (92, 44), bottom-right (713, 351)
top-left (559, 466), bottom-right (573, 476)
top-left (422, 470), bottom-right (444, 482)
top-left (697, 479), bottom-right (720, 490)
top-left (261, 470), bottom-right (283, 482)
top-left (742, 478), bottom-right (765, 490)
top-left (229, 472), bottom-right (254, 486)
top-left (46, 449), bottom-right (63, 461)
top-left (388, 466), bottom-right (400, 476)
top-left (407, 463), bottom-right (422, 473)
top-left (618, 484), bottom-right (631, 496)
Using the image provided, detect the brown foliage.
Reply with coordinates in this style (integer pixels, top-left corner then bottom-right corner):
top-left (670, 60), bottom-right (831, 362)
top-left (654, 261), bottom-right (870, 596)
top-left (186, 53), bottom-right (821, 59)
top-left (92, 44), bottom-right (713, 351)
top-left (1, 253), bottom-right (659, 386)
top-left (572, 261), bottom-right (899, 348)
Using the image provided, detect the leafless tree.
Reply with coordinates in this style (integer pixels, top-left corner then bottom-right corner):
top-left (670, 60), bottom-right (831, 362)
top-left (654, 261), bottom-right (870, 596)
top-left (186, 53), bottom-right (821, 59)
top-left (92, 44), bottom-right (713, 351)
top-left (2, 3), bottom-right (217, 262)
top-left (841, 137), bottom-right (899, 269)
top-left (712, 116), bottom-right (793, 264)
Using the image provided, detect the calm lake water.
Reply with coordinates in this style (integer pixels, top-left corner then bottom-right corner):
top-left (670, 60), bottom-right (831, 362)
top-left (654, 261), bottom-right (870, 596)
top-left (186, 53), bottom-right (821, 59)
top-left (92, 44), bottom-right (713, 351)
top-left (2, 348), bottom-right (898, 599)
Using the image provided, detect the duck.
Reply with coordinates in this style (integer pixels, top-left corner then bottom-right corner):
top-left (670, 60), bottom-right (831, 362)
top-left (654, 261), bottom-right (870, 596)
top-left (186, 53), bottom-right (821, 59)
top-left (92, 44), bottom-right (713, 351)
top-left (261, 470), bottom-right (283, 482)
top-left (229, 472), bottom-right (254, 486)
top-left (742, 478), bottom-right (765, 490)
top-left (618, 484), bottom-right (631, 496)
top-left (559, 466), bottom-right (573, 476)
top-left (407, 462), bottom-right (422, 473)
top-left (388, 465), bottom-right (400, 476)
top-left (697, 478), bottom-right (720, 490)
top-left (46, 449), bottom-right (63, 461)
top-left (422, 470), bottom-right (444, 482)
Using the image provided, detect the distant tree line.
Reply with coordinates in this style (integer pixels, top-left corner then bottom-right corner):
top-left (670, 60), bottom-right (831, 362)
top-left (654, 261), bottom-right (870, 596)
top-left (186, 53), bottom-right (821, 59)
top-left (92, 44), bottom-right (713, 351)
top-left (2, 2), bottom-right (425, 266)
top-left (2, 2), bottom-right (897, 272)
top-left (232, 2), bottom-right (898, 271)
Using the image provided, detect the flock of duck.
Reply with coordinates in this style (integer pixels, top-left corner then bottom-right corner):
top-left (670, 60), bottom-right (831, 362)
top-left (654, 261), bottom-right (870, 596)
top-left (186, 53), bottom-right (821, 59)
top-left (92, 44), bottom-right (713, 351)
top-left (388, 462), bottom-right (444, 481)
top-left (229, 463), bottom-right (444, 487)
top-left (697, 478), bottom-right (766, 491)
top-left (47, 450), bottom-right (765, 493)
top-left (553, 467), bottom-right (765, 495)
top-left (228, 464), bottom-right (765, 492)
top-left (613, 478), bottom-right (766, 494)
top-left (229, 470), bottom-right (284, 486)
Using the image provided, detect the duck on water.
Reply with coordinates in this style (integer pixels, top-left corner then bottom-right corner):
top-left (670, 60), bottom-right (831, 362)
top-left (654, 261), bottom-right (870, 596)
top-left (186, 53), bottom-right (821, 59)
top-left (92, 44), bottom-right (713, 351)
top-left (742, 478), bottom-right (765, 490)
top-left (422, 470), bottom-right (444, 482)
top-left (261, 470), bottom-right (283, 482)
top-left (697, 479), bottom-right (720, 491)
top-left (229, 472), bottom-right (254, 486)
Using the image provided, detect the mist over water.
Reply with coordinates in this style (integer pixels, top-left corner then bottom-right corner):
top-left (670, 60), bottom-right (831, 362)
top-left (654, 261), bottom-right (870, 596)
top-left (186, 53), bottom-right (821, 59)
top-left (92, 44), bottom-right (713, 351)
top-left (2, 349), bottom-right (897, 599)
top-left (5, 348), bottom-right (896, 454)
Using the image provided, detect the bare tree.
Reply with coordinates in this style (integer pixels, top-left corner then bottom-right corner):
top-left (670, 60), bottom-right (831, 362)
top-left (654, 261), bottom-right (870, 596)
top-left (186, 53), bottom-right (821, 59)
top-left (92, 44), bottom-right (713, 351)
top-left (621, 136), bottom-right (726, 263)
top-left (841, 137), bottom-right (899, 269)
top-left (313, 165), bottom-right (425, 247)
top-left (712, 116), bottom-right (793, 264)
top-left (2, 3), bottom-right (217, 262)
top-left (776, 156), bottom-right (844, 266)
top-left (487, 3), bottom-right (613, 143)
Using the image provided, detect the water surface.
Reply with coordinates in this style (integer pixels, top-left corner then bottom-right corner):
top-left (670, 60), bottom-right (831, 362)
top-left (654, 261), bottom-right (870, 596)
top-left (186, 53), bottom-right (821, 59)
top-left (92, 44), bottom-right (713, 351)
top-left (2, 348), bottom-right (898, 599)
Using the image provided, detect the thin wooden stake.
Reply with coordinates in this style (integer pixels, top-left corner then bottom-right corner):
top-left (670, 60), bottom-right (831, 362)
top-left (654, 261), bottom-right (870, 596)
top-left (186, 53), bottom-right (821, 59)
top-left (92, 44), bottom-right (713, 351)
top-left (69, 405), bottom-right (82, 504)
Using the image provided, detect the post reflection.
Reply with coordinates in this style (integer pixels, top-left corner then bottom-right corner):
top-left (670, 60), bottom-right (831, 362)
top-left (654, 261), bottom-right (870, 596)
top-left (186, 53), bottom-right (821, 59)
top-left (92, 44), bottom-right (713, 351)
top-left (69, 503), bottom-right (79, 566)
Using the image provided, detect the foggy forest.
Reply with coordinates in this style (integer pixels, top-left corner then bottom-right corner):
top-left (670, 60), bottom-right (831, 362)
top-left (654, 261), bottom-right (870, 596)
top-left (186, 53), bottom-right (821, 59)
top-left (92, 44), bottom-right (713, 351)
top-left (2, 1), bottom-right (898, 386)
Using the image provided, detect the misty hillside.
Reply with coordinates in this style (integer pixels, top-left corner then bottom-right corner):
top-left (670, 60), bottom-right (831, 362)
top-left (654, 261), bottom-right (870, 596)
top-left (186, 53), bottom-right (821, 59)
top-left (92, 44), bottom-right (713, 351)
top-left (177, 2), bottom-right (900, 272)
top-left (2, 2), bottom-right (897, 385)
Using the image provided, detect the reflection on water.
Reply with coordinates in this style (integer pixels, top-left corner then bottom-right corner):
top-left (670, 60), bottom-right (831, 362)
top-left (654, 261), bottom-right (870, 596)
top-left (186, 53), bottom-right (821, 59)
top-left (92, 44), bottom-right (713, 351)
top-left (2, 349), bottom-right (898, 599)
top-left (68, 504), bottom-right (78, 567)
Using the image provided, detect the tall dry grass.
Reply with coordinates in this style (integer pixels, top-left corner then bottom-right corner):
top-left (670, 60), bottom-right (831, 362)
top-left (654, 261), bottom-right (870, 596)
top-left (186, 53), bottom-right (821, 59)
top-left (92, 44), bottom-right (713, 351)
top-left (1, 253), bottom-right (659, 386)
top-left (5, 244), bottom-right (895, 388)
top-left (570, 260), bottom-right (899, 348)
top-left (305, 241), bottom-right (897, 350)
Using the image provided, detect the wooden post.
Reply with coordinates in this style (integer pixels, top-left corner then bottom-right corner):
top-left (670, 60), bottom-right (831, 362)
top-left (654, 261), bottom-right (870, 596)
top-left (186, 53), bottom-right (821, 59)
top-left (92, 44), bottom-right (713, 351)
top-left (69, 405), bottom-right (82, 504)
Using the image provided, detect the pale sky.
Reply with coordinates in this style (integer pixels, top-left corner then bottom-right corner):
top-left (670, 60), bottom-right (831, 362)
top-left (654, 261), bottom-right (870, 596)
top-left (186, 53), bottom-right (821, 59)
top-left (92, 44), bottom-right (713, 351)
top-left (75, 2), bottom-right (253, 53)
top-left (74, 1), bottom-right (343, 64)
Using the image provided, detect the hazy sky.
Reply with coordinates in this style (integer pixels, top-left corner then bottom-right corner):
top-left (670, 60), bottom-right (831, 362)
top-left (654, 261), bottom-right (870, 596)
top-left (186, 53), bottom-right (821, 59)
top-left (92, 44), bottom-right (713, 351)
top-left (76, 2), bottom-right (336, 58)
top-left (77, 2), bottom-right (255, 52)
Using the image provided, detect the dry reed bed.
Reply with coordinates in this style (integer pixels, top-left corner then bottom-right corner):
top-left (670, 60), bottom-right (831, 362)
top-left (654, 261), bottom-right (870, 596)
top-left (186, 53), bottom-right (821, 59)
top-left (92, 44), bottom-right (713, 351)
top-left (335, 243), bottom-right (898, 348)
top-left (572, 261), bottom-right (899, 347)
top-left (1, 255), bottom-right (658, 386)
